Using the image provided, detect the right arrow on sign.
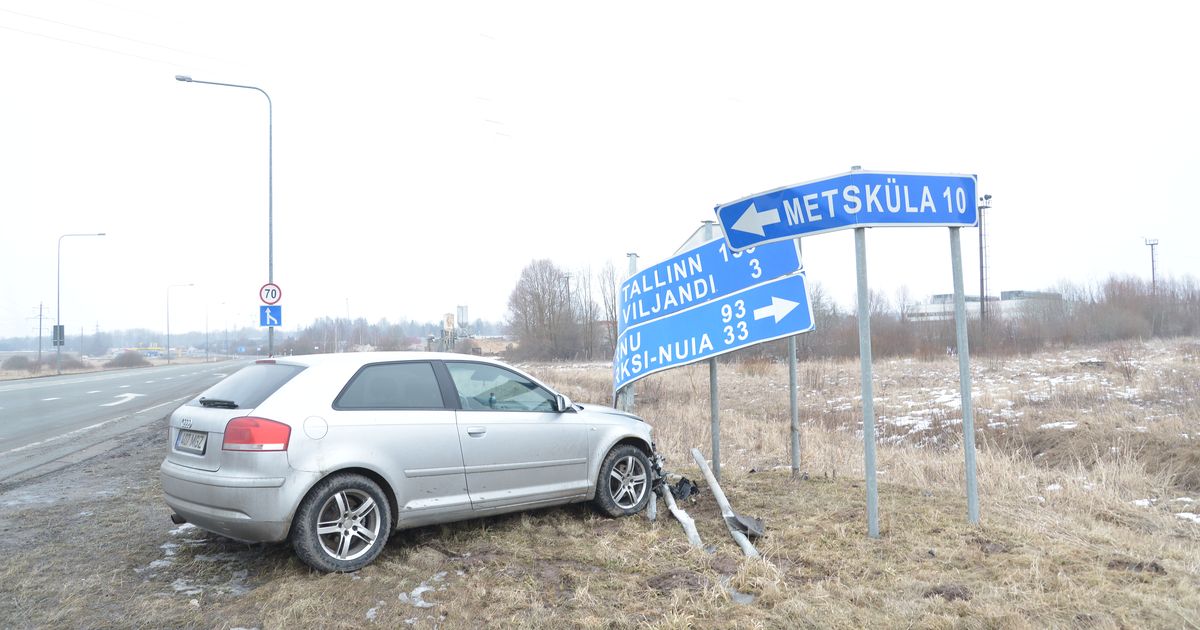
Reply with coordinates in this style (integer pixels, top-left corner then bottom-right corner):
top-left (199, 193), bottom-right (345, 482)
top-left (731, 203), bottom-right (781, 236)
top-left (753, 296), bottom-right (800, 323)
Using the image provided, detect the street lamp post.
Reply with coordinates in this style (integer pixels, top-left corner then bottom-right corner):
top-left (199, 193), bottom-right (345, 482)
top-left (57, 232), bottom-right (105, 374)
top-left (166, 283), bottom-right (194, 365)
top-left (175, 74), bottom-right (275, 356)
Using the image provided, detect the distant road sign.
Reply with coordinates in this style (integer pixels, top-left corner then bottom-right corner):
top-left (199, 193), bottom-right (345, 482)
top-left (260, 305), bottom-right (281, 327)
top-left (619, 238), bottom-right (801, 334)
top-left (52, 324), bottom-right (65, 347)
top-left (613, 272), bottom-right (813, 391)
top-left (260, 283), bottom-right (282, 305)
top-left (715, 171), bottom-right (978, 251)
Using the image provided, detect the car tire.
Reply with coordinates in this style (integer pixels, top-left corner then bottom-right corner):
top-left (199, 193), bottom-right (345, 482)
top-left (292, 473), bottom-right (391, 572)
top-left (594, 444), bottom-right (652, 517)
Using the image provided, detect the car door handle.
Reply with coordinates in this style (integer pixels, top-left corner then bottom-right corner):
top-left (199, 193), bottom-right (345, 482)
top-left (466, 426), bottom-right (487, 437)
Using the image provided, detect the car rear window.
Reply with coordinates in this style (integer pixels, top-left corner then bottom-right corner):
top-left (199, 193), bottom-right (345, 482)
top-left (187, 363), bottom-right (305, 410)
top-left (334, 362), bottom-right (445, 409)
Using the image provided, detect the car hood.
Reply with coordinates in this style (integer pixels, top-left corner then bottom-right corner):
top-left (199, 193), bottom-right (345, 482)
top-left (575, 403), bottom-right (645, 423)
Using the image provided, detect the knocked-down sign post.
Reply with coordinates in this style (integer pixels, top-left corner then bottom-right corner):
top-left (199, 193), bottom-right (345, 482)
top-left (715, 169), bottom-right (981, 537)
top-left (612, 232), bottom-right (812, 480)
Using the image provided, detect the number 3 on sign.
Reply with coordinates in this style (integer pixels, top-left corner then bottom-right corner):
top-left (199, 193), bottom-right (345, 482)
top-left (260, 283), bottom-right (282, 305)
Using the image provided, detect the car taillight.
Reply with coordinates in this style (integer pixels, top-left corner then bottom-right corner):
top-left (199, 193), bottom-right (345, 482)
top-left (223, 417), bottom-right (291, 451)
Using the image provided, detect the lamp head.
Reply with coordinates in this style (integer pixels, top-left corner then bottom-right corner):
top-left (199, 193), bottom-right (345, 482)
top-left (175, 75), bottom-right (193, 82)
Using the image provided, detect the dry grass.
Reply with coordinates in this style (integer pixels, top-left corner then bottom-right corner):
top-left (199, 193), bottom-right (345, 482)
top-left (1, 340), bottom-right (1198, 628)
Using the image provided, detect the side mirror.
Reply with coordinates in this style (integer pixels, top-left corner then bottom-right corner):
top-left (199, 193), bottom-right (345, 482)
top-left (554, 394), bottom-right (575, 413)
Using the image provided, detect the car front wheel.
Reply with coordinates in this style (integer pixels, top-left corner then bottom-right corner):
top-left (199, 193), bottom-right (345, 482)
top-left (292, 473), bottom-right (391, 572)
top-left (594, 444), bottom-right (652, 517)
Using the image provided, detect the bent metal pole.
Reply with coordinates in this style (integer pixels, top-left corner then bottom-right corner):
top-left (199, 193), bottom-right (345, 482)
top-left (949, 227), bottom-right (981, 524)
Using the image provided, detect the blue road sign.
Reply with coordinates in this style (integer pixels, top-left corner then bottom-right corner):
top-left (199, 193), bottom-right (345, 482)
top-left (715, 171), bottom-right (978, 251)
top-left (613, 272), bottom-right (813, 391)
top-left (619, 237), bottom-right (801, 334)
top-left (259, 305), bottom-right (281, 327)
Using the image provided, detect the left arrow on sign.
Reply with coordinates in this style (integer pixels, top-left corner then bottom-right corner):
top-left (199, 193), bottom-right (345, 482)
top-left (731, 203), bottom-right (781, 236)
top-left (753, 296), bottom-right (800, 323)
top-left (101, 393), bottom-right (146, 407)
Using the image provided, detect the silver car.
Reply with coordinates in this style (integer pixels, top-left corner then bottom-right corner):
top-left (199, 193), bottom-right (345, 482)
top-left (160, 353), bottom-right (656, 572)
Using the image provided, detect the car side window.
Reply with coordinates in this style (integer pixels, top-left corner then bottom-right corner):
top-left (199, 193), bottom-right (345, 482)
top-left (334, 362), bottom-right (445, 409)
top-left (446, 362), bottom-right (555, 412)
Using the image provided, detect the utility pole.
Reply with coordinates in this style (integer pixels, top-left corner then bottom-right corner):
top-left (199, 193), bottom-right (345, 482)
top-left (977, 194), bottom-right (993, 352)
top-left (28, 303), bottom-right (46, 362)
top-left (1145, 238), bottom-right (1159, 294)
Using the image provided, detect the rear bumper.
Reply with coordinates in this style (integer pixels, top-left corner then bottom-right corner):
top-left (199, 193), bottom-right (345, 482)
top-left (160, 458), bottom-right (320, 543)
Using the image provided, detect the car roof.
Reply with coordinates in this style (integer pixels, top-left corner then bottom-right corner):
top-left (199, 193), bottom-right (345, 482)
top-left (264, 352), bottom-right (507, 369)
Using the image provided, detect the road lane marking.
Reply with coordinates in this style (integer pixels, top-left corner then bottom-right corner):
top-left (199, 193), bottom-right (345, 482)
top-left (119, 385), bottom-right (130, 388)
top-left (100, 393), bottom-right (147, 407)
top-left (135, 396), bottom-right (192, 414)
top-left (2, 394), bottom-right (194, 458)
top-left (86, 390), bottom-right (101, 394)
top-left (1, 416), bottom-right (130, 456)
top-left (41, 397), bottom-right (62, 401)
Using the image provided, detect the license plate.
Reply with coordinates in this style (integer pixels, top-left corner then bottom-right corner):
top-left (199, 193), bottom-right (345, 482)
top-left (176, 429), bottom-right (207, 455)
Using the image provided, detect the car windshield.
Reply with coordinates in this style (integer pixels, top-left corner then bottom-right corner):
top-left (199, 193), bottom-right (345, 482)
top-left (187, 363), bottom-right (305, 410)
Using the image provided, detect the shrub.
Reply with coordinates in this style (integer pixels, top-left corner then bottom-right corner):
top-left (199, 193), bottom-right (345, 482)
top-left (59, 358), bottom-right (87, 370)
top-left (2, 355), bottom-right (31, 371)
top-left (105, 351), bottom-right (150, 369)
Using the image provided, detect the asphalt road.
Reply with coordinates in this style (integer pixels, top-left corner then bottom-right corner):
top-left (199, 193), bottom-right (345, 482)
top-left (0, 360), bottom-right (250, 483)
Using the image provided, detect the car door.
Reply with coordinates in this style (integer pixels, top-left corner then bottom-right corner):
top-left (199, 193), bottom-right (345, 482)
top-left (326, 361), bottom-right (471, 525)
top-left (444, 361), bottom-right (590, 512)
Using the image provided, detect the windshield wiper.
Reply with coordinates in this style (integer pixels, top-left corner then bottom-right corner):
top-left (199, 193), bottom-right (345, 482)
top-left (199, 397), bottom-right (239, 409)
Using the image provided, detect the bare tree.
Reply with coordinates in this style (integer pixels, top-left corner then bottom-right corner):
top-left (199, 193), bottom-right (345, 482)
top-left (598, 261), bottom-right (620, 356)
top-left (507, 259), bottom-right (575, 359)
top-left (575, 266), bottom-right (599, 360)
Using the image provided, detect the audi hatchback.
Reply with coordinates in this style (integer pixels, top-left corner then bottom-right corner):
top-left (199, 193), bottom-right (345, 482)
top-left (160, 353), bottom-right (656, 572)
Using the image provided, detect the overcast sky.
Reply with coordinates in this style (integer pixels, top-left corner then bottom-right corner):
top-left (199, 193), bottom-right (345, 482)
top-left (2, 1), bottom-right (1197, 341)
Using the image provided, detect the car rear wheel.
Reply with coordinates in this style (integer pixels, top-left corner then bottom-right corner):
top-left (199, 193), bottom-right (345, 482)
top-left (292, 473), bottom-right (391, 572)
top-left (594, 444), bottom-right (652, 517)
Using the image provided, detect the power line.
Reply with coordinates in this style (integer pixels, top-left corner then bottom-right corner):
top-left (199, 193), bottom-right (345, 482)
top-left (0, 23), bottom-right (172, 65)
top-left (0, 7), bottom-right (225, 63)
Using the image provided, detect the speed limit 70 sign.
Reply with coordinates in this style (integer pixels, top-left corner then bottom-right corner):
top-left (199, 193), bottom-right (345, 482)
top-left (260, 283), bottom-right (282, 305)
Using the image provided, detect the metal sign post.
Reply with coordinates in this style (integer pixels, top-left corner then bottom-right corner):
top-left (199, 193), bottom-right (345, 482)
top-left (704, 221), bottom-right (720, 482)
top-left (950, 227), bottom-right (981, 523)
top-left (615, 253), bottom-right (638, 412)
top-left (855, 228), bottom-right (880, 538)
top-left (789, 239), bottom-right (804, 479)
top-left (710, 356), bottom-right (720, 480)
top-left (789, 336), bottom-right (800, 479)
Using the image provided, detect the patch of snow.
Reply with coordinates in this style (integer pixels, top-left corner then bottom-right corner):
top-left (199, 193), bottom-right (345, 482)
top-left (400, 583), bottom-right (438, 609)
top-left (1170, 497), bottom-right (1195, 504)
top-left (1038, 421), bottom-right (1078, 430)
top-left (169, 523), bottom-right (197, 535)
top-left (135, 559), bottom-right (174, 573)
top-left (1045, 483), bottom-right (1063, 492)
top-left (1027, 495), bottom-right (1045, 504)
top-left (172, 578), bottom-right (203, 596)
top-left (1132, 499), bottom-right (1155, 508)
top-left (160, 542), bottom-right (180, 557)
top-left (366, 603), bottom-right (382, 621)
top-left (1176, 513), bottom-right (1200, 524)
